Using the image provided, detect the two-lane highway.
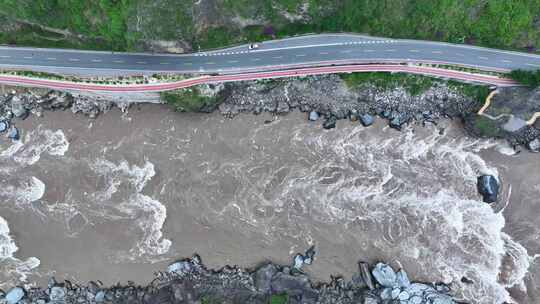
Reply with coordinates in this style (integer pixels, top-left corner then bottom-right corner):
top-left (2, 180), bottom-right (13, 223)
top-left (0, 34), bottom-right (539, 77)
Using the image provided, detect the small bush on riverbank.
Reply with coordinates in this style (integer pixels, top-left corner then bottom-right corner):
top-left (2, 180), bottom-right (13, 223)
top-left (269, 293), bottom-right (288, 304)
top-left (471, 115), bottom-right (504, 138)
top-left (162, 87), bottom-right (221, 112)
top-left (340, 72), bottom-right (434, 96)
top-left (509, 69), bottom-right (540, 87)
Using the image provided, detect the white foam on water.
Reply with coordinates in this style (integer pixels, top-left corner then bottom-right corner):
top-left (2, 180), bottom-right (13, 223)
top-left (495, 141), bottom-right (518, 156)
top-left (226, 123), bottom-right (528, 304)
top-left (0, 126), bottom-right (69, 166)
top-left (0, 216), bottom-right (40, 287)
top-left (0, 176), bottom-right (45, 206)
top-left (89, 159), bottom-right (171, 260)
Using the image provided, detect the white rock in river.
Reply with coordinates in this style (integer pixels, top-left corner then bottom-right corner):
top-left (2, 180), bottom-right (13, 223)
top-left (5, 287), bottom-right (24, 304)
top-left (372, 263), bottom-right (397, 287)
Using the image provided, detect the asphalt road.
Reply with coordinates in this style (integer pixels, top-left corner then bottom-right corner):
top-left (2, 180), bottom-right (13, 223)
top-left (0, 34), bottom-right (539, 76)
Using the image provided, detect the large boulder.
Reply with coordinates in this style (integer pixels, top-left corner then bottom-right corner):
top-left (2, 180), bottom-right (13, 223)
top-left (0, 121), bottom-right (8, 132)
top-left (7, 127), bottom-right (19, 141)
top-left (372, 263), bottom-right (397, 288)
top-left (50, 286), bottom-right (66, 302)
top-left (10, 96), bottom-right (28, 119)
top-left (308, 111), bottom-right (320, 121)
top-left (395, 269), bottom-right (410, 288)
top-left (527, 138), bottom-right (540, 152)
top-left (5, 287), bottom-right (24, 304)
top-left (477, 175), bottom-right (499, 203)
top-left (322, 116), bottom-right (337, 129)
top-left (254, 264), bottom-right (278, 293)
top-left (359, 114), bottom-right (374, 127)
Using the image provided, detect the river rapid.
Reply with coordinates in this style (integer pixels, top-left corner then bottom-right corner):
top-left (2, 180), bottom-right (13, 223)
top-left (0, 105), bottom-right (538, 303)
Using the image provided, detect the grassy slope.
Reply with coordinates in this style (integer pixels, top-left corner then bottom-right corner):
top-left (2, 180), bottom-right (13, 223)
top-left (0, 0), bottom-right (539, 52)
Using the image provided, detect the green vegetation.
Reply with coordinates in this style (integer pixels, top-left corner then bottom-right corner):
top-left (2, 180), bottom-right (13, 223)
top-left (340, 72), bottom-right (491, 107)
top-left (161, 87), bottom-right (221, 112)
top-left (472, 115), bottom-right (504, 138)
top-left (200, 295), bottom-right (224, 304)
top-left (508, 69), bottom-right (540, 87)
top-left (0, 0), bottom-right (130, 50)
top-left (269, 293), bottom-right (288, 304)
top-left (447, 80), bottom-right (491, 106)
top-left (1, 1), bottom-right (539, 52)
top-left (340, 72), bottom-right (434, 96)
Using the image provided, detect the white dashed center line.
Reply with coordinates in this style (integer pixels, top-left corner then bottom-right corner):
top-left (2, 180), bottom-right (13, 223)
top-left (227, 60), bottom-right (239, 63)
top-left (0, 55), bottom-right (11, 58)
top-left (363, 50), bottom-right (375, 53)
top-left (184, 62), bottom-right (192, 66)
top-left (409, 49), bottom-right (420, 53)
top-left (272, 56), bottom-right (283, 59)
top-left (136, 61), bottom-right (147, 64)
top-left (113, 60), bottom-right (124, 63)
top-left (385, 49), bottom-right (396, 52)
top-left (296, 54), bottom-right (306, 57)
top-left (501, 60), bottom-right (512, 63)
top-left (251, 58), bottom-right (261, 61)
top-left (23, 56), bottom-right (32, 59)
top-left (159, 62), bottom-right (170, 65)
top-left (319, 52), bottom-right (329, 55)
top-left (340, 50), bottom-right (352, 53)
top-left (431, 51), bottom-right (443, 54)
top-left (205, 62), bottom-right (215, 65)
top-left (91, 59), bottom-right (102, 62)
top-left (526, 63), bottom-right (540, 67)
top-left (47, 57), bottom-right (56, 60)
top-left (68, 58), bottom-right (80, 62)
top-left (478, 56), bottom-right (489, 60)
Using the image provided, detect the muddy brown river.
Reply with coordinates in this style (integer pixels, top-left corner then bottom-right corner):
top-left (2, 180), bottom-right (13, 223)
top-left (0, 105), bottom-right (538, 303)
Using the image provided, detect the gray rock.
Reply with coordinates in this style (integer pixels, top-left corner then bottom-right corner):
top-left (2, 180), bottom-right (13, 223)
top-left (0, 121), bottom-right (8, 132)
top-left (309, 111), bottom-right (320, 121)
top-left (293, 254), bottom-right (304, 269)
top-left (5, 287), bottom-right (24, 304)
top-left (254, 264), bottom-right (277, 293)
top-left (410, 295), bottom-right (423, 304)
top-left (50, 286), bottom-right (66, 302)
top-left (398, 290), bottom-right (410, 301)
top-left (303, 246), bottom-right (316, 265)
top-left (380, 287), bottom-right (392, 300)
top-left (396, 269), bottom-right (411, 288)
top-left (477, 175), bottom-right (499, 203)
top-left (7, 127), bottom-right (19, 141)
top-left (270, 272), bottom-right (318, 300)
top-left (94, 291), bottom-right (105, 302)
top-left (48, 277), bottom-right (57, 289)
top-left (10, 96), bottom-right (28, 118)
top-left (167, 261), bottom-right (192, 274)
top-left (363, 296), bottom-right (380, 304)
top-left (372, 263), bottom-right (397, 288)
top-left (359, 262), bottom-right (375, 290)
top-left (359, 114), bottom-right (374, 127)
top-left (390, 114), bottom-right (408, 130)
top-left (527, 138), bottom-right (540, 152)
top-left (322, 116), bottom-right (337, 129)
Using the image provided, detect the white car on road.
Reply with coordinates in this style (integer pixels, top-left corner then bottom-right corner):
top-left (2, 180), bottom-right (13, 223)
top-left (248, 43), bottom-right (259, 50)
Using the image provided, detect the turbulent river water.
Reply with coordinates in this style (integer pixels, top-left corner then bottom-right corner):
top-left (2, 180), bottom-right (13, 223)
top-left (0, 105), bottom-right (538, 303)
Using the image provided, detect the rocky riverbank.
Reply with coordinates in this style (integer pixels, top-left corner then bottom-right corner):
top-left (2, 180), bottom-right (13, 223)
top-left (215, 75), bottom-right (540, 152)
top-left (0, 248), bottom-right (456, 304)
top-left (1, 75), bottom-right (540, 153)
